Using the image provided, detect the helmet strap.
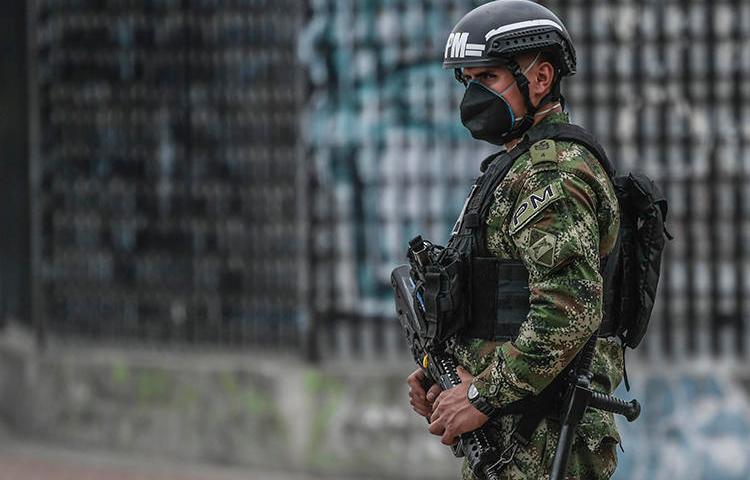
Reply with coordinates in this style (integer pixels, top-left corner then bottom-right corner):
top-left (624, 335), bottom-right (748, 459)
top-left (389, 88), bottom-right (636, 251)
top-left (502, 59), bottom-right (537, 142)
top-left (502, 55), bottom-right (564, 143)
top-left (454, 68), bottom-right (467, 86)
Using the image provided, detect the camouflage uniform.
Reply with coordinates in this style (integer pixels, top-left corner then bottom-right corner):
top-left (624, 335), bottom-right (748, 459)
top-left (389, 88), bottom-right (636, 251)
top-left (450, 112), bottom-right (623, 479)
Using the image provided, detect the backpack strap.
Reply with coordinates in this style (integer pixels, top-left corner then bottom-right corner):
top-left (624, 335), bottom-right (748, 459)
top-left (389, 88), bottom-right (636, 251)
top-left (525, 123), bottom-right (617, 179)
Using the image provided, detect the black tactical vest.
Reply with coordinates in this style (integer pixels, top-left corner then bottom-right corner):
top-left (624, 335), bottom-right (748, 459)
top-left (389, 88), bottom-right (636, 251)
top-left (448, 123), bottom-right (619, 342)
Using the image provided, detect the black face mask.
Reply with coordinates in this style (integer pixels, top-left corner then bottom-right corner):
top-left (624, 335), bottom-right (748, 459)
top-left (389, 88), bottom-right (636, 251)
top-left (459, 80), bottom-right (519, 146)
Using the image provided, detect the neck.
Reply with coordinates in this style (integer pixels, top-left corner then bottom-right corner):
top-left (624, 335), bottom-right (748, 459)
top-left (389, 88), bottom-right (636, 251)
top-left (504, 102), bottom-right (563, 151)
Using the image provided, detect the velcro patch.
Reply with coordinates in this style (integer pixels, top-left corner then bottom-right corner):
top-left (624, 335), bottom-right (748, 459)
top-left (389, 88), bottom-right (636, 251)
top-left (530, 139), bottom-right (557, 166)
top-left (509, 180), bottom-right (564, 235)
top-left (527, 228), bottom-right (558, 267)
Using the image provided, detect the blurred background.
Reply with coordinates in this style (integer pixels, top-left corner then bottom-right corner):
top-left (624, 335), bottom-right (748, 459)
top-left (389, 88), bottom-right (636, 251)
top-left (0, 0), bottom-right (748, 479)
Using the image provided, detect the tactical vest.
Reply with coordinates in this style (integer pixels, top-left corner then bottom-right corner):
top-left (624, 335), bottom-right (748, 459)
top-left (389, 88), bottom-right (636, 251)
top-left (447, 123), bottom-right (619, 342)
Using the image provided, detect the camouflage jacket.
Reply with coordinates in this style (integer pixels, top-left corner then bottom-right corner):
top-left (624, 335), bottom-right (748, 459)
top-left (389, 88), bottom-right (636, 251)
top-left (449, 112), bottom-right (624, 453)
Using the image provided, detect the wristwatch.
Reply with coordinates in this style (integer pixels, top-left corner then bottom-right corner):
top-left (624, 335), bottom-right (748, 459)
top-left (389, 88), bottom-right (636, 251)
top-left (467, 383), bottom-right (498, 417)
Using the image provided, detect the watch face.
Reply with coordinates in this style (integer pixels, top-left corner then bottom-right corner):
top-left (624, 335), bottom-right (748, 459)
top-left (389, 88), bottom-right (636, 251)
top-left (468, 383), bottom-right (479, 400)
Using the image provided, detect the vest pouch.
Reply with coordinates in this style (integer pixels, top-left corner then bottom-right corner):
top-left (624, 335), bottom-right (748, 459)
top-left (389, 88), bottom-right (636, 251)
top-left (410, 245), bottom-right (468, 348)
top-left (463, 257), bottom-right (530, 341)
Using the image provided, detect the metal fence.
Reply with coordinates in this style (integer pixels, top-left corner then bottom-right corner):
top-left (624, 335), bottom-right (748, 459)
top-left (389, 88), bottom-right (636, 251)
top-left (31, 0), bottom-right (304, 349)
top-left (17, 0), bottom-right (750, 360)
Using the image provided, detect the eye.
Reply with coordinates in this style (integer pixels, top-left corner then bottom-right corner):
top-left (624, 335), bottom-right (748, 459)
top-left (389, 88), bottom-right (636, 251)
top-left (480, 72), bottom-right (496, 80)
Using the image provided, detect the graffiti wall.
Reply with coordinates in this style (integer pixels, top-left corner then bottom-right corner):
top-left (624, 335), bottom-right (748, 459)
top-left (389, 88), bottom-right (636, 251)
top-left (299, 3), bottom-right (750, 477)
top-left (614, 364), bottom-right (750, 480)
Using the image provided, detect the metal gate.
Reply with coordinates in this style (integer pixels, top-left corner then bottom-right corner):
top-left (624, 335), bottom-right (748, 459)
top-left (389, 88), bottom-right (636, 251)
top-left (31, 0), bottom-right (304, 350)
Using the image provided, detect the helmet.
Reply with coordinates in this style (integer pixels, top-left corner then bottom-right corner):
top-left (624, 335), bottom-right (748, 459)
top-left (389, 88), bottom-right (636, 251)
top-left (442, 0), bottom-right (576, 77)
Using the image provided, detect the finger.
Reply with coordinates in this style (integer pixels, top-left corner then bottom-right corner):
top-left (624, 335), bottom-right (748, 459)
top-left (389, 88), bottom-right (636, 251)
top-left (410, 396), bottom-right (428, 411)
top-left (456, 366), bottom-right (472, 382)
top-left (408, 387), bottom-right (427, 404)
top-left (407, 369), bottom-right (425, 383)
top-left (441, 429), bottom-right (457, 446)
top-left (433, 390), bottom-right (447, 410)
top-left (426, 384), bottom-right (442, 403)
top-left (409, 389), bottom-right (427, 403)
top-left (407, 377), bottom-right (425, 394)
top-left (411, 403), bottom-right (430, 417)
top-left (429, 405), bottom-right (443, 424)
top-left (428, 419), bottom-right (445, 436)
top-left (409, 396), bottom-right (427, 410)
top-left (410, 383), bottom-right (426, 397)
top-left (409, 388), bottom-right (431, 405)
top-left (411, 398), bottom-right (432, 415)
top-left (411, 404), bottom-right (429, 417)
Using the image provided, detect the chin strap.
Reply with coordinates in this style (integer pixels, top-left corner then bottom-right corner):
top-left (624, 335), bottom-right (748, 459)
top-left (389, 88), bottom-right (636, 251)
top-left (501, 59), bottom-right (537, 143)
top-left (500, 56), bottom-right (564, 144)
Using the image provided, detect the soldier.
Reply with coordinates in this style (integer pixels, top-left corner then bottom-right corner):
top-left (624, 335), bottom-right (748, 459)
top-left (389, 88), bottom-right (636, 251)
top-left (406, 1), bottom-right (623, 478)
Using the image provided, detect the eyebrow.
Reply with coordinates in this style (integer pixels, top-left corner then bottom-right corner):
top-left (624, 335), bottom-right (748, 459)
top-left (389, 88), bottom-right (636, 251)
top-left (463, 69), bottom-right (493, 79)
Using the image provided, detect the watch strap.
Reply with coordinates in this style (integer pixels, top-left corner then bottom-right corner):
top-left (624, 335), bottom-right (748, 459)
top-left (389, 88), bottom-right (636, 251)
top-left (468, 384), bottom-right (498, 417)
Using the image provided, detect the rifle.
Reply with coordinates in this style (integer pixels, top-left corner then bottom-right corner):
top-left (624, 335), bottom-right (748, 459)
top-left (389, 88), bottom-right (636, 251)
top-left (392, 264), bottom-right (513, 480)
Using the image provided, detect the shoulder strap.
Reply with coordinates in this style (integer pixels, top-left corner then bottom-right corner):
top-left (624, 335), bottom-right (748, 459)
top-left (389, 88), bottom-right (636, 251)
top-left (526, 123), bottom-right (616, 180)
top-left (450, 140), bottom-right (531, 257)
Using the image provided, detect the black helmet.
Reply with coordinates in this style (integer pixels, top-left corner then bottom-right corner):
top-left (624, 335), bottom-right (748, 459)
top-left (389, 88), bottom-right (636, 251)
top-left (442, 0), bottom-right (576, 77)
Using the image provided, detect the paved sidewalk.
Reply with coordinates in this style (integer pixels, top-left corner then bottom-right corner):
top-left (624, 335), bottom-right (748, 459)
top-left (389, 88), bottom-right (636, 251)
top-left (0, 437), bottom-right (355, 480)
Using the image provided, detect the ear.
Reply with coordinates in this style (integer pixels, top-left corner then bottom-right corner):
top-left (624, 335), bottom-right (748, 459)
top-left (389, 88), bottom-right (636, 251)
top-left (530, 60), bottom-right (556, 100)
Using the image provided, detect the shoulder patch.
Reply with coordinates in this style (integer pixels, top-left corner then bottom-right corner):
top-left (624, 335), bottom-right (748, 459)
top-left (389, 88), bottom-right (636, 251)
top-left (525, 228), bottom-right (558, 267)
top-left (530, 139), bottom-right (557, 166)
top-left (509, 180), bottom-right (564, 235)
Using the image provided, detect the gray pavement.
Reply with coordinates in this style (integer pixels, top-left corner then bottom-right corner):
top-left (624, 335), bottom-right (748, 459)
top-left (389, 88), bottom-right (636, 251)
top-left (0, 437), bottom-right (357, 480)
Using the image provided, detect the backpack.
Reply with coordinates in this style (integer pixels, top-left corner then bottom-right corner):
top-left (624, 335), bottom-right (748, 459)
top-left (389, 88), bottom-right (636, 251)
top-left (606, 173), bottom-right (671, 349)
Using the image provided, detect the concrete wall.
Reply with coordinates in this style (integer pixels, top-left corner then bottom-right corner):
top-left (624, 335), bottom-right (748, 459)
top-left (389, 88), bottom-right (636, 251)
top-left (2, 326), bottom-right (750, 480)
top-left (0, 327), bottom-right (460, 479)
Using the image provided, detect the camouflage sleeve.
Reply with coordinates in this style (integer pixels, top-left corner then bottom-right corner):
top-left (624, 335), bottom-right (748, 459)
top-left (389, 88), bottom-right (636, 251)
top-left (472, 164), bottom-right (605, 407)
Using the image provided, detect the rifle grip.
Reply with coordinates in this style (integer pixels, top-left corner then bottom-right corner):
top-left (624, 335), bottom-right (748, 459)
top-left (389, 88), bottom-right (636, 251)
top-left (421, 374), bottom-right (435, 392)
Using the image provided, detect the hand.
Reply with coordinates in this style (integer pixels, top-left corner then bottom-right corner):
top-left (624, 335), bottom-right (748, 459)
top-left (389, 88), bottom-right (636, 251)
top-left (406, 368), bottom-right (443, 418)
top-left (428, 367), bottom-right (489, 445)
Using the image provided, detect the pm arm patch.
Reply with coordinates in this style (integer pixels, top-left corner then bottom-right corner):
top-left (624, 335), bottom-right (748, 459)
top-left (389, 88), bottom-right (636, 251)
top-left (509, 180), bottom-right (564, 235)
